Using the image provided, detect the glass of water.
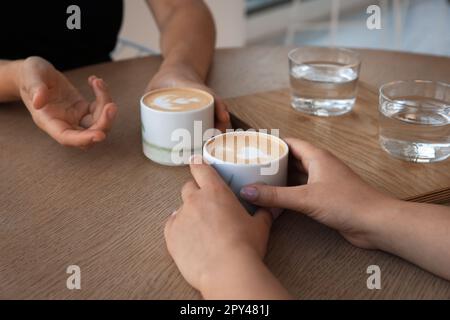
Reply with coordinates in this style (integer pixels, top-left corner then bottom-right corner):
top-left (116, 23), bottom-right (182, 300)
top-left (379, 80), bottom-right (450, 163)
top-left (288, 47), bottom-right (361, 116)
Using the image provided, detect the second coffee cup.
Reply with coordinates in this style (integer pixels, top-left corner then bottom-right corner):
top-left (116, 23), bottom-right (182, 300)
top-left (203, 131), bottom-right (289, 213)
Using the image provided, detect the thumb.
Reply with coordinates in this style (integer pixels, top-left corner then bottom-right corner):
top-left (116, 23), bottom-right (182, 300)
top-left (240, 184), bottom-right (309, 213)
top-left (30, 83), bottom-right (49, 109)
top-left (23, 71), bottom-right (49, 109)
top-left (21, 59), bottom-right (52, 109)
top-left (214, 97), bottom-right (230, 123)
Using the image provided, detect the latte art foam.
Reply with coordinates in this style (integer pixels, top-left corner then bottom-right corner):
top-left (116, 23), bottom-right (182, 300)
top-left (152, 95), bottom-right (201, 110)
top-left (206, 132), bottom-right (286, 164)
top-left (143, 88), bottom-right (213, 112)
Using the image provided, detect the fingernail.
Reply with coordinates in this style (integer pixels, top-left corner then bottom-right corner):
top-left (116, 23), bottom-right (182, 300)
top-left (92, 134), bottom-right (104, 143)
top-left (98, 79), bottom-right (105, 90)
top-left (189, 155), bottom-right (203, 164)
top-left (240, 186), bottom-right (259, 201)
top-left (107, 107), bottom-right (116, 120)
top-left (171, 210), bottom-right (178, 216)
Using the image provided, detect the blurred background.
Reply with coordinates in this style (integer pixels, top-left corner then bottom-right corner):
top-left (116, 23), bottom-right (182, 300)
top-left (114, 0), bottom-right (450, 60)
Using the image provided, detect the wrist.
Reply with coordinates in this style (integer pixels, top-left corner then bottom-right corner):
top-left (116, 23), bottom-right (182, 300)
top-left (362, 196), bottom-right (406, 250)
top-left (150, 63), bottom-right (204, 89)
top-left (13, 59), bottom-right (24, 92)
top-left (0, 59), bottom-right (24, 99)
top-left (199, 246), bottom-right (263, 298)
top-left (160, 45), bottom-right (208, 79)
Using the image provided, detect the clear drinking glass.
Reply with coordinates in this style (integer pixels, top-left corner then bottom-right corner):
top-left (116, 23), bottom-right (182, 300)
top-left (288, 47), bottom-right (361, 116)
top-left (379, 80), bottom-right (450, 163)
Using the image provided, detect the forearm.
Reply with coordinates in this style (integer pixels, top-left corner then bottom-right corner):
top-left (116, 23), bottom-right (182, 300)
top-left (200, 249), bottom-right (292, 300)
top-left (0, 60), bottom-right (22, 101)
top-left (150, 0), bottom-right (216, 82)
top-left (370, 200), bottom-right (450, 280)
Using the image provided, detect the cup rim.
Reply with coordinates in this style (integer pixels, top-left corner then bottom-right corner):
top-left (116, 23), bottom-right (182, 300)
top-left (288, 46), bottom-right (361, 69)
top-left (379, 80), bottom-right (450, 108)
top-left (140, 87), bottom-right (214, 115)
top-left (203, 131), bottom-right (289, 167)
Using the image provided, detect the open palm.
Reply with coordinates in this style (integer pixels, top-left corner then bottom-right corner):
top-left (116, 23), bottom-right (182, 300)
top-left (18, 57), bottom-right (117, 148)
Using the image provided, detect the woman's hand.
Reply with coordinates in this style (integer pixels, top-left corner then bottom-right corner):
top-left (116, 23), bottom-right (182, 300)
top-left (164, 156), bottom-right (291, 299)
top-left (17, 56), bottom-right (117, 149)
top-left (241, 138), bottom-right (450, 280)
top-left (240, 138), bottom-right (395, 249)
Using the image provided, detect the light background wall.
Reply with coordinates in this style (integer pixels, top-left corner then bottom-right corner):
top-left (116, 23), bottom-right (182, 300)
top-left (115, 0), bottom-right (450, 60)
top-left (116, 0), bottom-right (246, 59)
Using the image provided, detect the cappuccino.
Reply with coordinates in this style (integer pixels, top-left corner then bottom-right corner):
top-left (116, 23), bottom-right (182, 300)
top-left (205, 131), bottom-right (287, 164)
top-left (203, 131), bottom-right (289, 214)
top-left (143, 88), bottom-right (213, 112)
top-left (140, 87), bottom-right (214, 166)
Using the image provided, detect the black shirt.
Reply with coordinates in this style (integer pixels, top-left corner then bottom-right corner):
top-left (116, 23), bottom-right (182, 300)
top-left (0, 1), bottom-right (123, 70)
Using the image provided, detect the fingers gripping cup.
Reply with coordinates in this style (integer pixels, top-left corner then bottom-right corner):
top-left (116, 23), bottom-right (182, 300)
top-left (203, 131), bottom-right (289, 214)
top-left (140, 87), bottom-right (215, 166)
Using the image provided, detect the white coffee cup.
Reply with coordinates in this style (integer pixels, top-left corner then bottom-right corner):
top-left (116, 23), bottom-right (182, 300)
top-left (140, 87), bottom-right (215, 166)
top-left (203, 131), bottom-right (289, 213)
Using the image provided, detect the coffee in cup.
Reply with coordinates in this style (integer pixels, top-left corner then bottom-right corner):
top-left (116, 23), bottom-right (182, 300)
top-left (140, 87), bottom-right (214, 166)
top-left (203, 131), bottom-right (289, 213)
top-left (205, 131), bottom-right (287, 165)
top-left (143, 88), bottom-right (212, 112)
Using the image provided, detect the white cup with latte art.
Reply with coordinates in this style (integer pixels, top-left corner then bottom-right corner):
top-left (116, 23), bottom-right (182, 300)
top-left (203, 131), bottom-right (289, 213)
top-left (140, 87), bottom-right (214, 166)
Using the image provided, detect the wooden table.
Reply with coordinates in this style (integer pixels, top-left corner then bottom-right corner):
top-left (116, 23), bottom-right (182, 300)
top-left (1, 47), bottom-right (449, 299)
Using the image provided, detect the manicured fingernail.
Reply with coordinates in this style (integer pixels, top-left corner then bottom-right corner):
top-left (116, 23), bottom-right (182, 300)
top-left (189, 155), bottom-right (203, 164)
top-left (240, 186), bottom-right (259, 201)
top-left (171, 210), bottom-right (178, 216)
